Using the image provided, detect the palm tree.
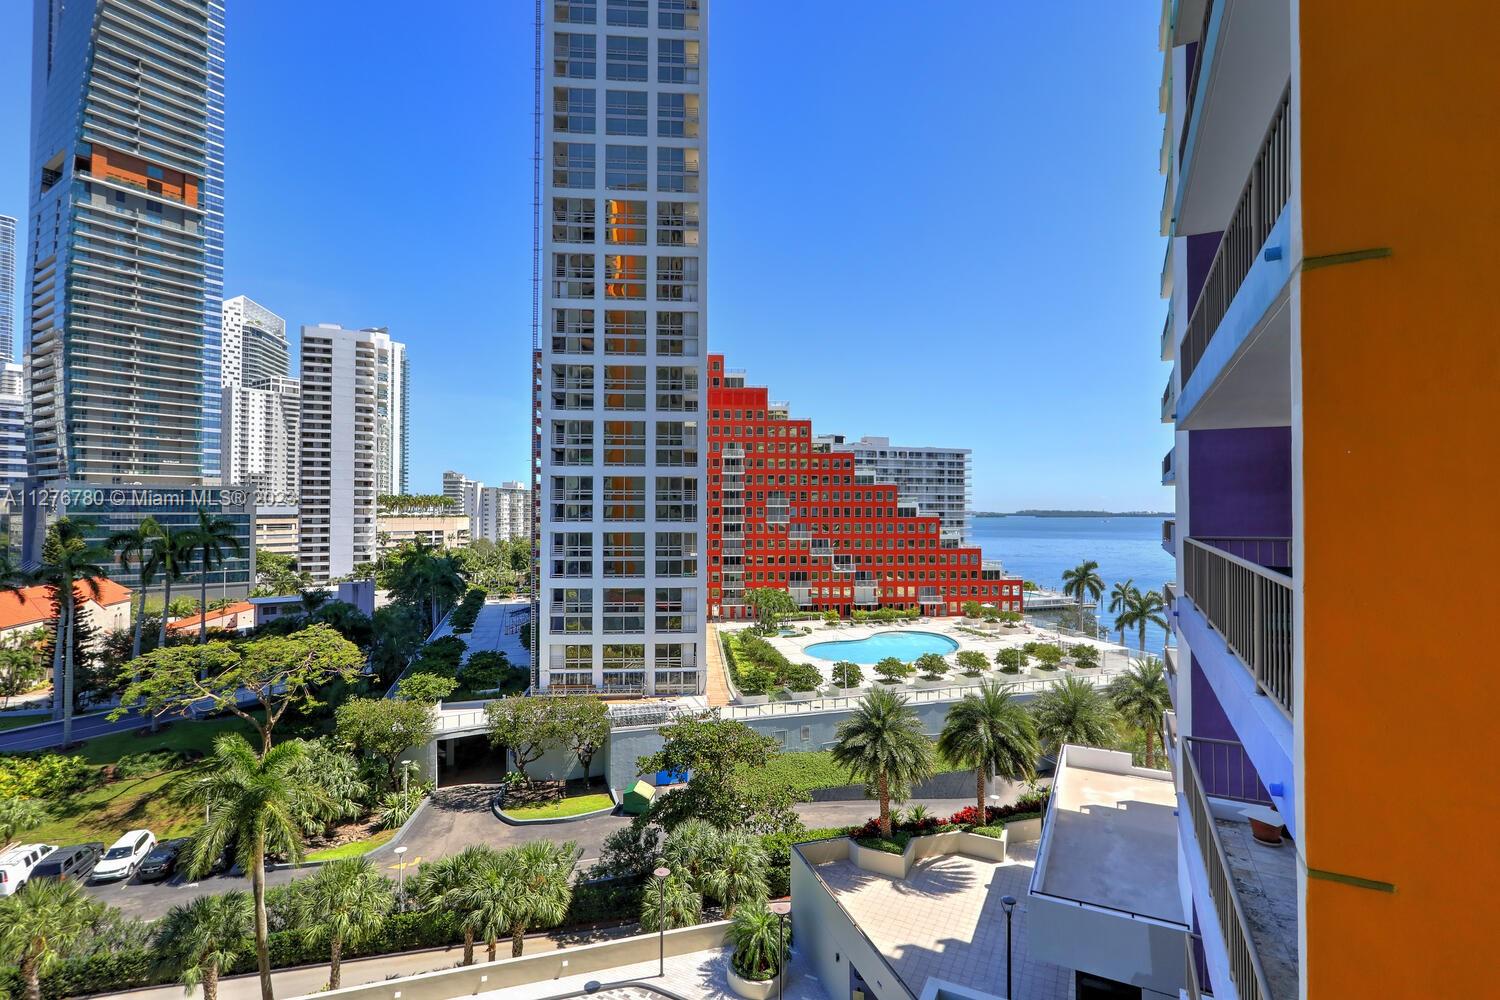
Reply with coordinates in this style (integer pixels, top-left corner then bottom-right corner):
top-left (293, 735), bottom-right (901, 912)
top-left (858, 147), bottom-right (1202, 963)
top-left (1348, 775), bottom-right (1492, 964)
top-left (189, 734), bottom-right (329, 1000)
top-left (0, 797), bottom-right (48, 844)
top-left (640, 870), bottom-right (702, 931)
top-left (447, 850), bottom-right (510, 962)
top-left (938, 680), bottom-right (1040, 820)
top-left (728, 898), bottom-right (788, 982)
top-left (662, 818), bottom-right (721, 904)
top-left (291, 858), bottom-right (394, 988)
top-left (1108, 579), bottom-right (1138, 645)
top-left (185, 507), bottom-right (246, 644)
top-left (830, 686), bottom-right (935, 837)
top-left (107, 517), bottom-right (161, 661)
top-left (1030, 674), bottom-right (1118, 758)
top-left (414, 845), bottom-right (501, 965)
top-left (1061, 559), bottom-right (1104, 633)
top-left (35, 519), bottom-right (109, 747)
top-left (154, 890), bottom-right (254, 1000)
top-left (704, 831), bottom-right (770, 917)
top-left (1125, 589), bottom-right (1168, 652)
top-left (499, 840), bottom-right (576, 957)
top-left (148, 520), bottom-right (191, 650)
top-left (0, 878), bottom-right (100, 1000)
top-left (1110, 658), bottom-right (1172, 768)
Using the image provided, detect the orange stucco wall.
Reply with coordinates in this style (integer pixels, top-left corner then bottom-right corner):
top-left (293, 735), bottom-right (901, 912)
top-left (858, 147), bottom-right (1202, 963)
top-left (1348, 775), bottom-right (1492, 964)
top-left (1297, 3), bottom-right (1500, 995)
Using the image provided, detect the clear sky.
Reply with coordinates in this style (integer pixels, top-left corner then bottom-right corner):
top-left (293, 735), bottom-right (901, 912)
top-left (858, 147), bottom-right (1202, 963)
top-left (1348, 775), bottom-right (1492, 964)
top-left (0, 1), bottom-right (1172, 512)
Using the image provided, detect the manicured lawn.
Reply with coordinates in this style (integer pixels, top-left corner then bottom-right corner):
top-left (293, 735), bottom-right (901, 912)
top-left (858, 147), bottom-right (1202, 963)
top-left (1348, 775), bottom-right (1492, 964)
top-left (741, 746), bottom-right (968, 798)
top-left (305, 828), bottom-right (397, 861)
top-left (0, 713), bottom-right (48, 732)
top-left (502, 791), bottom-right (614, 820)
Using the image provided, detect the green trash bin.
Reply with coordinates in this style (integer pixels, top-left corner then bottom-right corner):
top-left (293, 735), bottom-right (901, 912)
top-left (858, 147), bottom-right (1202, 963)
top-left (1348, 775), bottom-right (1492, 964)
top-left (621, 779), bottom-right (656, 816)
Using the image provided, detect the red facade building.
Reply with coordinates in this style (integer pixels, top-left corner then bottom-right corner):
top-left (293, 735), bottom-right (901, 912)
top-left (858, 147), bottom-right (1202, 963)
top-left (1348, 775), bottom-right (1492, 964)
top-left (706, 356), bottom-right (1022, 619)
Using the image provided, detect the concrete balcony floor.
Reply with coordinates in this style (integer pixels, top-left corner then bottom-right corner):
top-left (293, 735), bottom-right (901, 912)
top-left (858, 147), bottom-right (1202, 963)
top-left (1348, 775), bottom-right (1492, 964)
top-left (1215, 817), bottom-right (1300, 999)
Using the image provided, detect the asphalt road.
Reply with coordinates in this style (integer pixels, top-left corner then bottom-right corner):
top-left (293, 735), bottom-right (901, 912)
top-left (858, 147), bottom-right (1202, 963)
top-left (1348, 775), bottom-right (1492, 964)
top-left (0, 707), bottom-right (151, 752)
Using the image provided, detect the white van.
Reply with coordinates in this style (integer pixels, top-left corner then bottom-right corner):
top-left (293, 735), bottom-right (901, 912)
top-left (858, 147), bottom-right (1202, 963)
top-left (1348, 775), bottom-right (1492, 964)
top-left (0, 844), bottom-right (57, 895)
top-left (92, 830), bottom-right (157, 882)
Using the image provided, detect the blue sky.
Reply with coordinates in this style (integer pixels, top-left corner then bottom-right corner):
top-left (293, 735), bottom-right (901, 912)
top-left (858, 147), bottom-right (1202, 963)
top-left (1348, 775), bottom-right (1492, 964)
top-left (0, 1), bottom-right (1171, 511)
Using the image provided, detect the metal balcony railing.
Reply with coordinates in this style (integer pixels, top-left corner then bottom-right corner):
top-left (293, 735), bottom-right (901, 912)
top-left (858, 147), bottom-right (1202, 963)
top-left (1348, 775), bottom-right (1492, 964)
top-left (1182, 744), bottom-right (1273, 1000)
top-left (1182, 87), bottom-right (1292, 385)
top-left (1184, 537), bottom-right (1293, 718)
top-left (1161, 309), bottom-right (1174, 361)
top-left (1162, 447), bottom-right (1176, 484)
top-left (1162, 375), bottom-right (1177, 422)
top-left (1186, 934), bottom-right (1214, 999)
top-left (1184, 736), bottom-right (1272, 805)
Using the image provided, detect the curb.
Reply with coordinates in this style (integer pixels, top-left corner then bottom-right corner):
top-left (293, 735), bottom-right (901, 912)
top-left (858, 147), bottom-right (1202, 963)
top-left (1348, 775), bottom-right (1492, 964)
top-left (273, 793), bottom-right (432, 871)
top-left (491, 786), bottom-right (621, 826)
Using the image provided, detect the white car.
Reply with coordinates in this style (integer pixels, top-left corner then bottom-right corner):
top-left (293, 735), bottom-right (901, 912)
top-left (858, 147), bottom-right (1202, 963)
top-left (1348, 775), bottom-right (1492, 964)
top-left (92, 830), bottom-right (156, 882)
top-left (0, 844), bottom-right (56, 895)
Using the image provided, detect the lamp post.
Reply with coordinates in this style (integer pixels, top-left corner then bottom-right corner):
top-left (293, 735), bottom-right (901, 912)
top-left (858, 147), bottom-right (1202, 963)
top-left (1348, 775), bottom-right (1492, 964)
top-left (394, 846), bottom-right (409, 910)
top-left (1001, 895), bottom-right (1017, 998)
top-left (653, 866), bottom-right (671, 977)
top-left (769, 900), bottom-right (791, 1000)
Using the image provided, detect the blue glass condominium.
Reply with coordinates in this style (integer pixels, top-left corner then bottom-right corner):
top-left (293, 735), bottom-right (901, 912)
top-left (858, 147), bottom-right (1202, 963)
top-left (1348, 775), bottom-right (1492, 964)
top-left (24, 0), bottom-right (226, 487)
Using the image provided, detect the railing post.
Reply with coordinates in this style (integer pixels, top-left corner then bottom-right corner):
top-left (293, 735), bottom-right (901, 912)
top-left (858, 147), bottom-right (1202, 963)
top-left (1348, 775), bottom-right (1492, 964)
top-left (1252, 578), bottom-right (1263, 688)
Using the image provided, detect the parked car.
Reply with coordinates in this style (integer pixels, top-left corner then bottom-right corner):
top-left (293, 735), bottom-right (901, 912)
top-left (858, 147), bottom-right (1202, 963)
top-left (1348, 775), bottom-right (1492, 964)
top-left (30, 843), bottom-right (104, 883)
top-left (0, 844), bottom-right (57, 895)
top-left (136, 838), bottom-right (192, 883)
top-left (92, 830), bottom-right (157, 882)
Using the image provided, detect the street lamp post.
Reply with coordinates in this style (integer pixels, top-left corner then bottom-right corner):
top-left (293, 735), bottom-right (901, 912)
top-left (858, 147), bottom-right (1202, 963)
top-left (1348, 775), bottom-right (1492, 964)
top-left (1001, 894), bottom-right (1017, 998)
top-left (394, 846), bottom-right (409, 910)
top-left (769, 900), bottom-right (791, 1000)
top-left (653, 866), bottom-right (671, 977)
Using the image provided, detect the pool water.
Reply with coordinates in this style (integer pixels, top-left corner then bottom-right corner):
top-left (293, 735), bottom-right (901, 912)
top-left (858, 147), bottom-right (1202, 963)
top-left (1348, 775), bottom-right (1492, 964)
top-left (803, 630), bottom-right (959, 665)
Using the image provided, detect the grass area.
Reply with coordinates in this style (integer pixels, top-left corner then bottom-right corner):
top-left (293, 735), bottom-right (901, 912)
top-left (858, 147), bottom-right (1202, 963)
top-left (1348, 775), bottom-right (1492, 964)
top-left (0, 713), bottom-right (48, 732)
top-left (501, 791), bottom-right (614, 820)
top-left (304, 828), bottom-right (397, 861)
top-left (740, 745), bottom-right (968, 798)
top-left (854, 832), bottom-right (911, 854)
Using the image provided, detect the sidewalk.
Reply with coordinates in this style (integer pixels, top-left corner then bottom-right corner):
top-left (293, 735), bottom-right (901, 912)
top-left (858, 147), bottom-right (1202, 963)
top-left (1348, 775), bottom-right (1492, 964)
top-left (703, 623), bottom-right (731, 706)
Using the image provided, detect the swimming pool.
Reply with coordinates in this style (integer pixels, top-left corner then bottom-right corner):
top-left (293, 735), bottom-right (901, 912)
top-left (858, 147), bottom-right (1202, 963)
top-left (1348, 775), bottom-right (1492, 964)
top-left (803, 630), bottom-right (960, 664)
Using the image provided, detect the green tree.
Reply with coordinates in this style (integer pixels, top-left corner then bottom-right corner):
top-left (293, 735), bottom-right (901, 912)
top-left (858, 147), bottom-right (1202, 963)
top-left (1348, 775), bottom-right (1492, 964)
top-left (728, 898), bottom-right (787, 982)
top-left (1069, 644), bottom-right (1101, 669)
top-left (556, 695), bottom-right (610, 781)
top-left (287, 738), bottom-right (370, 837)
top-left (831, 687), bottom-right (935, 837)
top-left (185, 507), bottom-right (246, 645)
top-left (995, 647), bottom-right (1028, 674)
top-left (485, 696), bottom-right (564, 781)
top-left (705, 830), bottom-right (769, 917)
top-left (145, 521), bottom-right (192, 650)
top-left (1108, 579), bottom-right (1138, 645)
top-left (1030, 675), bottom-right (1119, 757)
top-left (873, 655), bottom-right (911, 684)
top-left (938, 681), bottom-right (1040, 819)
top-left (0, 796), bottom-right (48, 843)
top-left (394, 671), bottom-right (458, 704)
top-left (371, 604), bottom-right (427, 685)
top-left (335, 697), bottom-right (436, 790)
top-left (35, 518), bottom-right (110, 746)
top-left (830, 660), bottom-right (862, 688)
top-left (0, 641), bottom-right (46, 708)
top-left (1032, 643), bottom-right (1064, 670)
top-left (0, 878), bottom-right (101, 1000)
top-left (414, 845), bottom-right (498, 965)
top-left (154, 890), bottom-right (254, 1000)
top-left (450, 849), bottom-right (511, 962)
top-left (636, 716), bottom-right (797, 834)
top-left (662, 818), bottom-right (721, 905)
top-left (387, 539), bottom-right (465, 632)
top-left (115, 643), bottom-right (241, 733)
top-left (290, 858), bottom-right (394, 989)
top-left (498, 840), bottom-right (576, 957)
top-left (641, 870), bottom-right (701, 931)
top-left (254, 548), bottom-right (310, 597)
top-left (956, 650), bottom-right (989, 676)
top-left (744, 588), bottom-right (797, 633)
top-left (1109, 657), bottom-right (1171, 768)
top-left (1118, 588), bottom-right (1168, 651)
top-left (915, 652), bottom-right (948, 679)
top-left (188, 734), bottom-right (330, 1000)
top-left (107, 517), bottom-right (161, 662)
top-left (1061, 559), bottom-right (1105, 632)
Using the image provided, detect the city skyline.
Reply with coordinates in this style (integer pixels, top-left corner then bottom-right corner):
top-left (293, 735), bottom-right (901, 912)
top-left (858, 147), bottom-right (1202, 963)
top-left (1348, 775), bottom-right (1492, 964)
top-left (0, 1), bottom-right (1170, 508)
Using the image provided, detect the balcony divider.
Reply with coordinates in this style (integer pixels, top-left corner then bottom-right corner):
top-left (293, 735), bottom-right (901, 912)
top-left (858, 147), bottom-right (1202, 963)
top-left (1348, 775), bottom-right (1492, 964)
top-left (1183, 537), bottom-right (1293, 718)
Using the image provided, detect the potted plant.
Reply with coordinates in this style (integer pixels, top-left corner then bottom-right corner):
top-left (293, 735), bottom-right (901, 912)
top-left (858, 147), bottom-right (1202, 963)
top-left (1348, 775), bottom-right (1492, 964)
top-left (783, 662), bottom-right (822, 701)
top-left (955, 650), bottom-right (989, 679)
top-left (830, 660), bottom-right (863, 694)
top-left (874, 656), bottom-right (913, 686)
top-left (727, 898), bottom-right (790, 1000)
top-left (914, 652), bottom-right (949, 688)
top-left (1069, 643), bottom-right (1101, 671)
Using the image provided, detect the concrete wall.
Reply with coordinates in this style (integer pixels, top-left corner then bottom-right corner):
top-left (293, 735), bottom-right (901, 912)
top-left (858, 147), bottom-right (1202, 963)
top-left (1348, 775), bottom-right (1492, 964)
top-left (791, 840), bottom-right (915, 1000)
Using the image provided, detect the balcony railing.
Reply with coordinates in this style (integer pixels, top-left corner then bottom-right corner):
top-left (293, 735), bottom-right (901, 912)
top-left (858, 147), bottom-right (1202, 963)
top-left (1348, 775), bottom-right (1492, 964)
top-left (1185, 735), bottom-right (1272, 805)
top-left (1181, 87), bottom-right (1292, 384)
top-left (1162, 375), bottom-right (1176, 422)
top-left (1162, 518), bottom-right (1176, 553)
top-left (1182, 742), bottom-right (1273, 1000)
top-left (1186, 934), bottom-right (1214, 999)
top-left (1192, 536), bottom-right (1291, 571)
top-left (1162, 447), bottom-right (1176, 484)
top-left (1161, 309), bottom-right (1174, 360)
top-left (1184, 537), bottom-right (1293, 717)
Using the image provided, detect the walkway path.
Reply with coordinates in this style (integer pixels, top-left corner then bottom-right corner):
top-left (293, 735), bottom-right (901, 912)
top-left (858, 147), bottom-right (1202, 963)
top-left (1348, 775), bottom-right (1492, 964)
top-left (702, 624), bottom-right (731, 706)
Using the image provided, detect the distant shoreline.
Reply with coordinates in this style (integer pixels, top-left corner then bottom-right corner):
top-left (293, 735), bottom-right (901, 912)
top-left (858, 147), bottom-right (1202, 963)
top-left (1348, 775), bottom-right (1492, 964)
top-left (972, 510), bottom-right (1171, 518)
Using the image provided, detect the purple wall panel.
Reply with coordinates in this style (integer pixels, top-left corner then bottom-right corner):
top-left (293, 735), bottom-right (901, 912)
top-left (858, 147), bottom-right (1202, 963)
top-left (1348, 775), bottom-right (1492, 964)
top-left (1190, 653), bottom-right (1236, 741)
top-left (1187, 426), bottom-right (1292, 538)
top-left (1185, 230), bottom-right (1222, 314)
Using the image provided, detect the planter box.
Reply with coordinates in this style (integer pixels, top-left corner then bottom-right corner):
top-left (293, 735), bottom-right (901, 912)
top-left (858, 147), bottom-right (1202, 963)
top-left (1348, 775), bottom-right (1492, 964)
top-left (830, 686), bottom-right (863, 698)
top-left (1005, 817), bottom-right (1043, 843)
top-left (848, 840), bottom-right (909, 878)
top-left (915, 677), bottom-right (948, 689)
top-left (788, 689), bottom-right (818, 702)
top-left (727, 963), bottom-right (783, 1000)
top-left (737, 693), bottom-right (769, 706)
top-left (848, 829), bottom-right (1011, 880)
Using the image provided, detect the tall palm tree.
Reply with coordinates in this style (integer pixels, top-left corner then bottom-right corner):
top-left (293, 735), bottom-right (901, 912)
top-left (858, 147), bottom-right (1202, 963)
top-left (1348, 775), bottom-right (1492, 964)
top-left (499, 840), bottom-right (577, 957)
top-left (1110, 657), bottom-right (1172, 768)
top-left (1108, 579), bottom-right (1138, 645)
top-left (1061, 559), bottom-right (1104, 633)
top-left (831, 686), bottom-right (935, 837)
top-left (291, 858), bottom-right (394, 988)
top-left (154, 890), bottom-right (254, 1000)
top-left (704, 830), bottom-right (769, 917)
top-left (662, 818), bottom-right (721, 905)
top-left (938, 680), bottom-right (1040, 819)
top-left (186, 507), bottom-right (245, 644)
top-left (0, 877), bottom-right (100, 1000)
top-left (108, 517), bottom-right (161, 661)
top-left (414, 845), bottom-right (501, 965)
top-left (35, 519), bottom-right (109, 746)
top-left (1030, 674), bottom-right (1118, 758)
top-left (449, 850), bottom-right (511, 963)
top-left (189, 734), bottom-right (329, 1000)
top-left (148, 521), bottom-right (191, 650)
top-left (1126, 589), bottom-right (1168, 652)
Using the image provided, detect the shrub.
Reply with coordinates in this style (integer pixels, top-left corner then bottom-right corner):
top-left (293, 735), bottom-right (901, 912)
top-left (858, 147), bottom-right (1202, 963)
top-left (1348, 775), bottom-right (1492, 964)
top-left (854, 833), bottom-right (911, 855)
top-left (830, 661), bottom-right (862, 688)
top-left (914, 652), bottom-right (948, 679)
top-left (873, 656), bottom-right (912, 684)
top-left (1069, 644), bottom-right (1101, 669)
top-left (1032, 643), bottom-right (1064, 670)
top-left (850, 608), bottom-right (919, 624)
top-left (759, 827), bottom-right (850, 897)
top-left (956, 650), bottom-right (988, 676)
top-left (461, 650), bottom-right (515, 690)
top-left (781, 662), bottom-right (822, 693)
top-left (0, 754), bottom-right (91, 798)
top-left (995, 647), bottom-right (1027, 673)
top-left (113, 749), bottom-right (183, 778)
top-left (961, 601), bottom-right (985, 619)
top-left (448, 588), bottom-right (486, 634)
top-left (971, 824), bottom-right (1006, 839)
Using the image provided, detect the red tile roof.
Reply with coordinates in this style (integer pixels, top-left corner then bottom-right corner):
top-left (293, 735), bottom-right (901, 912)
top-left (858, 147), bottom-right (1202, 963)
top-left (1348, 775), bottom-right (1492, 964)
top-left (167, 601), bottom-right (256, 634)
top-left (0, 579), bottom-right (134, 632)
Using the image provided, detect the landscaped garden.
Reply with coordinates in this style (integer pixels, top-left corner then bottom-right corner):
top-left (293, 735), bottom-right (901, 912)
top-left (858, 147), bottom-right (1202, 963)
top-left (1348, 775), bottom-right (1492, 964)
top-left (500, 782), bottom-right (614, 820)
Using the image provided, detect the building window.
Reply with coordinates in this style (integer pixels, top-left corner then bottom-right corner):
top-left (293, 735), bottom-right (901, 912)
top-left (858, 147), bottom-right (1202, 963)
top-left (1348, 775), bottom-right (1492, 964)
top-left (548, 642), bottom-right (593, 689)
top-left (601, 644), bottom-right (645, 690)
top-left (552, 308), bottom-right (595, 354)
top-left (606, 36), bottom-right (648, 82)
top-left (605, 145), bottom-right (647, 190)
top-left (603, 475), bottom-right (646, 520)
top-left (605, 90), bottom-right (647, 136)
top-left (656, 201), bottom-right (699, 246)
top-left (550, 363), bottom-right (594, 410)
top-left (552, 252), bottom-right (595, 299)
top-left (658, 0), bottom-right (700, 31)
top-left (655, 311), bottom-right (699, 357)
top-left (654, 589), bottom-right (696, 632)
top-left (550, 531), bottom-right (593, 577)
top-left (603, 532), bottom-right (646, 577)
top-left (604, 199), bottom-right (646, 245)
top-left (551, 475), bottom-right (593, 521)
top-left (604, 254), bottom-right (646, 299)
top-left (552, 197), bottom-right (596, 244)
top-left (552, 142), bottom-right (595, 189)
top-left (655, 366), bottom-right (698, 412)
top-left (605, 0), bottom-right (647, 28)
top-left (554, 33), bottom-right (596, 79)
top-left (655, 531), bottom-right (698, 578)
top-left (554, 1), bottom-right (596, 26)
top-left (657, 146), bottom-right (699, 193)
top-left (552, 87), bottom-right (596, 133)
top-left (656, 421), bottom-right (698, 467)
top-left (603, 366), bottom-right (647, 411)
top-left (655, 255), bottom-right (699, 301)
top-left (657, 38), bottom-right (699, 84)
top-left (603, 419), bottom-right (646, 465)
top-left (604, 309), bottom-right (646, 355)
top-left (657, 92), bottom-right (699, 138)
top-left (549, 587), bottom-right (592, 633)
top-left (655, 476), bottom-right (698, 521)
top-left (551, 419), bottom-right (594, 465)
top-left (602, 587), bottom-right (646, 632)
